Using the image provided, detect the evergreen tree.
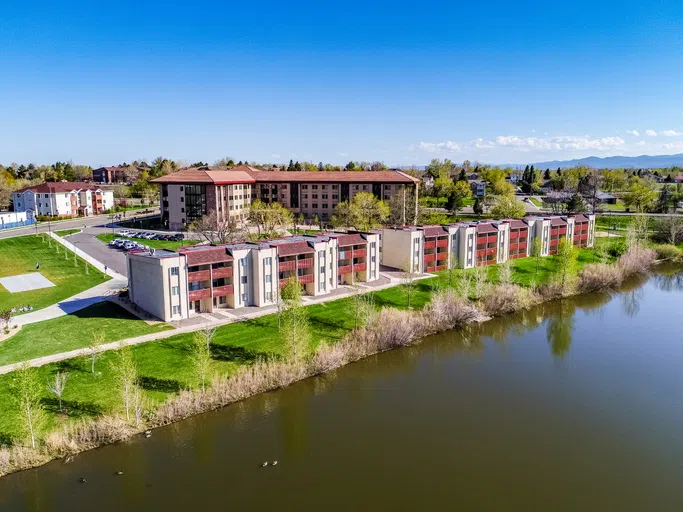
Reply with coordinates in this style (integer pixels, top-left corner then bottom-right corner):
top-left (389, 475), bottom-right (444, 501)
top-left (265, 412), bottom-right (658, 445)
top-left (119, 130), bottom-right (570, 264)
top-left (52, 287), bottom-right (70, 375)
top-left (457, 169), bottom-right (467, 182)
top-left (473, 197), bottom-right (484, 215)
top-left (318, 161), bottom-right (324, 172)
top-left (294, 161), bottom-right (302, 172)
top-left (544, 169), bottom-right (551, 180)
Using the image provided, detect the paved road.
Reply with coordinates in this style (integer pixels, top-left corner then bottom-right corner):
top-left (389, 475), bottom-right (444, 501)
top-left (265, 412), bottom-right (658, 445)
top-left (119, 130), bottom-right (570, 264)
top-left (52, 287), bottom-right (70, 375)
top-left (67, 227), bottom-right (131, 276)
top-left (0, 208), bottom-right (159, 240)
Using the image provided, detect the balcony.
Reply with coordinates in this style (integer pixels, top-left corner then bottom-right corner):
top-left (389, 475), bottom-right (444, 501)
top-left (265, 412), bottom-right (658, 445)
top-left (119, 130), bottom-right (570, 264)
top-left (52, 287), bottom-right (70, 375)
top-left (297, 258), bottom-right (314, 269)
top-left (510, 231), bottom-right (518, 240)
top-left (549, 239), bottom-right (558, 247)
top-left (353, 248), bottom-right (367, 258)
top-left (424, 240), bottom-right (436, 250)
top-left (424, 253), bottom-right (437, 262)
top-left (436, 252), bottom-right (448, 261)
top-left (298, 274), bottom-right (315, 284)
top-left (188, 270), bottom-right (211, 283)
top-left (338, 265), bottom-right (353, 275)
top-left (435, 265), bottom-right (447, 271)
top-left (279, 259), bottom-right (296, 272)
top-left (188, 288), bottom-right (211, 301)
top-left (212, 266), bottom-right (233, 279)
top-left (212, 284), bottom-right (234, 297)
top-left (436, 239), bottom-right (448, 248)
top-left (476, 248), bottom-right (497, 258)
top-left (353, 262), bottom-right (367, 272)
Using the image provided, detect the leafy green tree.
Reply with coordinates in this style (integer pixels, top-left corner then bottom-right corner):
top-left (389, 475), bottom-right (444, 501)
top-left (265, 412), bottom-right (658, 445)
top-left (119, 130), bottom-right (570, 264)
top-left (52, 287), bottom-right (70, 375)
top-left (623, 178), bottom-right (657, 212)
top-left (432, 175), bottom-right (454, 198)
top-left (566, 193), bottom-right (588, 213)
top-left (490, 196), bottom-right (526, 218)
top-left (331, 192), bottom-right (389, 231)
top-left (192, 331), bottom-right (212, 391)
top-left (11, 363), bottom-right (46, 449)
top-left (473, 197), bottom-right (484, 216)
top-left (446, 181), bottom-right (472, 217)
top-left (555, 238), bottom-right (578, 292)
top-left (109, 346), bottom-right (139, 424)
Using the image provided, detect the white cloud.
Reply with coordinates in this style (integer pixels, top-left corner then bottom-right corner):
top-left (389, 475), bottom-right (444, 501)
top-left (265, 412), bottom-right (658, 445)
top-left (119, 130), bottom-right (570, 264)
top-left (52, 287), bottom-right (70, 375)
top-left (413, 141), bottom-right (461, 153)
top-left (645, 129), bottom-right (658, 137)
top-left (491, 135), bottom-right (625, 152)
top-left (660, 130), bottom-right (682, 137)
top-left (636, 140), bottom-right (646, 146)
top-left (626, 130), bottom-right (640, 136)
top-left (663, 141), bottom-right (683, 150)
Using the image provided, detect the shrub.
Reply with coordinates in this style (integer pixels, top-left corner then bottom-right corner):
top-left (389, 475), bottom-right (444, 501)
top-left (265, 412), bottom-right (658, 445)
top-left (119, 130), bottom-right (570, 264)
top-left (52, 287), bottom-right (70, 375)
top-left (578, 263), bottom-right (623, 292)
top-left (480, 284), bottom-right (537, 316)
top-left (618, 247), bottom-right (657, 276)
top-left (424, 289), bottom-right (481, 329)
top-left (44, 415), bottom-right (137, 456)
top-left (651, 244), bottom-right (682, 262)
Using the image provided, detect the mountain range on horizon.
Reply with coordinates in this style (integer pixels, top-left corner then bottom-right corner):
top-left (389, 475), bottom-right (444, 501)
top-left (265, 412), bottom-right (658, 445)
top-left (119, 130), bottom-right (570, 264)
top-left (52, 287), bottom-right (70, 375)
top-left (511, 153), bottom-right (683, 170)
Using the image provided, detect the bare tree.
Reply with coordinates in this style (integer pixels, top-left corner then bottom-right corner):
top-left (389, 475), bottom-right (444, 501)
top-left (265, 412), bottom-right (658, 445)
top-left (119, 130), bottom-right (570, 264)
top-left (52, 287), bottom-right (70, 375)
top-left (0, 309), bottom-right (12, 331)
top-left (455, 269), bottom-right (473, 300)
top-left (189, 209), bottom-right (245, 245)
top-left (11, 363), bottom-right (46, 449)
top-left (659, 215), bottom-right (683, 245)
top-left (203, 325), bottom-right (216, 350)
top-left (498, 259), bottom-right (513, 285)
top-left (446, 253), bottom-right (459, 288)
top-left (87, 332), bottom-right (105, 374)
top-left (47, 372), bottom-right (69, 413)
top-left (401, 260), bottom-right (417, 309)
top-left (472, 263), bottom-right (489, 299)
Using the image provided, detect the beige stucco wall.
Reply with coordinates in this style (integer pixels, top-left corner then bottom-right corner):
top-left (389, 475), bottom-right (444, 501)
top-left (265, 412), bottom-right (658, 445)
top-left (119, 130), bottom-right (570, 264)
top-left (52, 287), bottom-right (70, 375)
top-left (381, 228), bottom-right (423, 273)
top-left (128, 253), bottom-right (188, 321)
top-left (458, 226), bottom-right (476, 269)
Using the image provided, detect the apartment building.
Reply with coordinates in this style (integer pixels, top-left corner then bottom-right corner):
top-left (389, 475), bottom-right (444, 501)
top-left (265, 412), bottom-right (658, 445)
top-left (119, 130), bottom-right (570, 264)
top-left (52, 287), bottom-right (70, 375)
top-left (152, 165), bottom-right (419, 230)
top-left (12, 182), bottom-right (114, 218)
top-left (380, 214), bottom-right (596, 272)
top-left (128, 231), bottom-right (380, 321)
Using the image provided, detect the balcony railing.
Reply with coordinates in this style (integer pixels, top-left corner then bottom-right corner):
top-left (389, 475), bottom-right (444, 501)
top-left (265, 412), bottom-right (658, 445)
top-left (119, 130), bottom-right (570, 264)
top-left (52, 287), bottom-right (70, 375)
top-left (338, 265), bottom-right (353, 275)
top-left (424, 253), bottom-right (437, 262)
top-left (212, 266), bottom-right (233, 279)
top-left (298, 274), bottom-right (315, 284)
top-left (188, 270), bottom-right (211, 283)
top-left (436, 252), bottom-right (448, 261)
top-left (188, 288), bottom-right (211, 301)
top-left (435, 265), bottom-right (447, 271)
top-left (353, 263), bottom-right (366, 272)
top-left (278, 259), bottom-right (296, 272)
top-left (510, 231), bottom-right (518, 239)
top-left (353, 248), bottom-right (367, 258)
top-left (424, 241), bottom-right (436, 250)
top-left (436, 239), bottom-right (448, 248)
top-left (212, 284), bottom-right (234, 297)
top-left (297, 258), bottom-right (314, 269)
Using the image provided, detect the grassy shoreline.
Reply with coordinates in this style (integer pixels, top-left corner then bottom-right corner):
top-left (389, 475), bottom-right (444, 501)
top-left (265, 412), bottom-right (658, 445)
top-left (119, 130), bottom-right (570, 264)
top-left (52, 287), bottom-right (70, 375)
top-left (0, 241), bottom-right (678, 477)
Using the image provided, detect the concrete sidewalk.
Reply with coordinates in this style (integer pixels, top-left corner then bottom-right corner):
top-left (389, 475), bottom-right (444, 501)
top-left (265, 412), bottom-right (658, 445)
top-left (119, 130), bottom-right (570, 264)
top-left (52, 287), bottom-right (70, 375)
top-left (11, 278), bottom-right (127, 327)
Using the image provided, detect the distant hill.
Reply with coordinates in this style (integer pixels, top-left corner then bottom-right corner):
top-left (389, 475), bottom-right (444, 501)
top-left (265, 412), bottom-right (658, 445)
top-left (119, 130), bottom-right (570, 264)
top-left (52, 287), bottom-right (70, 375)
top-left (518, 154), bottom-right (683, 170)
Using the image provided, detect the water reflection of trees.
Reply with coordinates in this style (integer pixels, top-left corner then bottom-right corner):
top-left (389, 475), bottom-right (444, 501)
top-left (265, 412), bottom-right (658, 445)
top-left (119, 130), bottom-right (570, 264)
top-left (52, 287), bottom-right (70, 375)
top-left (653, 267), bottom-right (683, 293)
top-left (546, 301), bottom-right (574, 358)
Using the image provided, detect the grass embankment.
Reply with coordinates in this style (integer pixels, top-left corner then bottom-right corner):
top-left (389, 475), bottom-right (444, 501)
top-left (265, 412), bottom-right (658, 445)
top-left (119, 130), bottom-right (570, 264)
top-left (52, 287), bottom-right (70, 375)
top-left (54, 229), bottom-right (80, 237)
top-left (96, 234), bottom-right (199, 251)
top-left (0, 240), bottom-right (615, 443)
top-left (0, 235), bottom-right (110, 312)
top-left (530, 197), bottom-right (543, 207)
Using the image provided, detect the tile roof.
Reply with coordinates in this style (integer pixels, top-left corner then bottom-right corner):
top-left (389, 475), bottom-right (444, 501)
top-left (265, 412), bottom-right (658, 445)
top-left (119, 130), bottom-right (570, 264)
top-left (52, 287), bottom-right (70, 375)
top-left (270, 240), bottom-right (315, 256)
top-left (331, 233), bottom-right (366, 246)
top-left (151, 164), bottom-right (418, 185)
top-left (14, 182), bottom-right (104, 194)
top-left (572, 214), bottom-right (589, 222)
top-left (550, 217), bottom-right (568, 227)
top-left (179, 245), bottom-right (233, 266)
top-left (475, 223), bottom-right (498, 234)
top-left (503, 219), bottom-right (529, 229)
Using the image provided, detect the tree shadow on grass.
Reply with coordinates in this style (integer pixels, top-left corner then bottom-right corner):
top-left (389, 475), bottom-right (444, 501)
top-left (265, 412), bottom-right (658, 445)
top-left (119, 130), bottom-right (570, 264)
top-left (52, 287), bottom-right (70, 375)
top-left (55, 359), bottom-right (87, 374)
top-left (69, 301), bottom-right (131, 321)
top-left (40, 398), bottom-right (103, 418)
top-left (138, 376), bottom-right (182, 393)
top-left (210, 344), bottom-right (260, 364)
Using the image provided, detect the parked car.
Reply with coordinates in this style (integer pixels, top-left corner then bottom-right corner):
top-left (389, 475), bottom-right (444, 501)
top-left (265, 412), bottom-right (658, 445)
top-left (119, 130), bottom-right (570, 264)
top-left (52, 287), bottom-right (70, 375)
top-left (109, 239), bottom-right (121, 247)
top-left (143, 233), bottom-right (156, 239)
top-left (123, 241), bottom-right (136, 251)
top-left (117, 230), bottom-right (131, 237)
top-left (113, 239), bottom-right (126, 248)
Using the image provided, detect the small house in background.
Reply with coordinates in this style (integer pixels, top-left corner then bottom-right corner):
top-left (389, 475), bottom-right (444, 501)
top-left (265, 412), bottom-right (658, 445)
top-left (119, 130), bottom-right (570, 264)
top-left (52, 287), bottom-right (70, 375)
top-left (469, 180), bottom-right (486, 197)
top-left (674, 175), bottom-right (683, 184)
top-left (594, 191), bottom-right (617, 205)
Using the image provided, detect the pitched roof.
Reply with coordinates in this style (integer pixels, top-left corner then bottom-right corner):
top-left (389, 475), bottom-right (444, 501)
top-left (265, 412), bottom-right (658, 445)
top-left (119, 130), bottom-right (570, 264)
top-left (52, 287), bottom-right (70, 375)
top-left (503, 219), bottom-right (529, 229)
top-left (550, 217), bottom-right (568, 226)
top-left (151, 164), bottom-right (418, 185)
top-left (331, 233), bottom-right (366, 246)
top-left (475, 223), bottom-right (498, 234)
top-left (270, 241), bottom-right (315, 257)
top-left (179, 245), bottom-right (233, 266)
top-left (14, 182), bottom-right (103, 194)
top-left (420, 225), bottom-right (448, 237)
top-left (151, 166), bottom-right (256, 185)
top-left (572, 214), bottom-right (589, 222)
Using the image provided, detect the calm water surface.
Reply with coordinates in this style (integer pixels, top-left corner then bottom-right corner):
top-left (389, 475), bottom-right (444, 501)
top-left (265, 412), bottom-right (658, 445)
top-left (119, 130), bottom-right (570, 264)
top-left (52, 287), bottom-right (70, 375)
top-left (1, 268), bottom-right (683, 511)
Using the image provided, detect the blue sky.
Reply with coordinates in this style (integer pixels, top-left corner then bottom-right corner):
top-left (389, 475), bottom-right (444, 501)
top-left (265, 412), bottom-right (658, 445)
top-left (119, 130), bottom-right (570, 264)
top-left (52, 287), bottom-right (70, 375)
top-left (2, 0), bottom-right (683, 167)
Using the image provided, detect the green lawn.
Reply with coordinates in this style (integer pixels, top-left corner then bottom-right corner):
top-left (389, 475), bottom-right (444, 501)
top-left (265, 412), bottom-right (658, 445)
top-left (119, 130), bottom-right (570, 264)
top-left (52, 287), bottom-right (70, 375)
top-left (54, 229), bottom-right (80, 237)
top-left (0, 302), bottom-right (172, 366)
top-left (0, 240), bottom-right (615, 441)
top-left (0, 235), bottom-right (110, 313)
top-left (96, 233), bottom-right (199, 251)
top-left (530, 197), bottom-right (543, 207)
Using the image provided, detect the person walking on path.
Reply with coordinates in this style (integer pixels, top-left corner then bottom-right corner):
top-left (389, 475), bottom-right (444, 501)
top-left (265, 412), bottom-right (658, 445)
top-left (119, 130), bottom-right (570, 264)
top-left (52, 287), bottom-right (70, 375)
top-left (36, 262), bottom-right (40, 270)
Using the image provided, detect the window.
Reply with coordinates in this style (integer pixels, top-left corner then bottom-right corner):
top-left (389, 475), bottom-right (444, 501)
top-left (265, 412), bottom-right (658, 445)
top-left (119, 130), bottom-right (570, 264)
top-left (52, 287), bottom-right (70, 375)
top-left (266, 292), bottom-right (273, 301)
top-left (322, 194), bottom-right (328, 199)
top-left (184, 184), bottom-right (206, 222)
top-left (312, 194), bottom-right (318, 199)
top-left (303, 194), bottom-right (308, 199)
top-left (265, 275), bottom-right (272, 283)
top-left (322, 204), bottom-right (328, 209)
top-left (265, 257), bottom-right (272, 266)
top-left (171, 286), bottom-right (179, 296)
top-left (332, 194), bottom-right (338, 200)
top-left (180, 186), bottom-right (184, 191)
top-left (302, 185), bottom-right (308, 189)
top-left (173, 305), bottom-right (181, 315)
top-left (312, 204), bottom-right (318, 209)
top-left (312, 185), bottom-right (318, 189)
top-left (363, 185), bottom-right (367, 190)
top-left (241, 293), bottom-right (248, 302)
top-left (241, 276), bottom-right (248, 284)
top-left (303, 203), bottom-right (308, 209)
top-left (170, 267), bottom-right (179, 276)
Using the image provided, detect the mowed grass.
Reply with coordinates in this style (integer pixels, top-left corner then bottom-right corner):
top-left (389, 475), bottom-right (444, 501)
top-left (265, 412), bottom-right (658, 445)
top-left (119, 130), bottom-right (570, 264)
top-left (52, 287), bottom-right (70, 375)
top-left (0, 241), bottom-right (613, 441)
top-left (54, 229), bottom-right (80, 237)
top-left (0, 235), bottom-right (110, 312)
top-left (0, 302), bottom-right (172, 366)
top-left (96, 233), bottom-right (199, 251)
